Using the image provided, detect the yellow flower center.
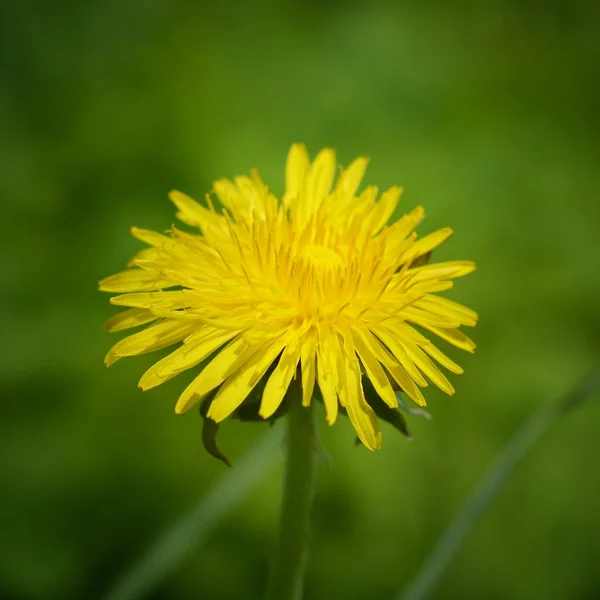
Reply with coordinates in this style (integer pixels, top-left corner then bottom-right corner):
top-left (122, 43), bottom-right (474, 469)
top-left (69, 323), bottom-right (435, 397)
top-left (297, 243), bottom-right (345, 273)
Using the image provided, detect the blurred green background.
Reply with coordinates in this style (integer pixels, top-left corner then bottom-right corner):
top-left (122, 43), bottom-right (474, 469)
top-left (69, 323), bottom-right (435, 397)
top-left (2, 0), bottom-right (600, 598)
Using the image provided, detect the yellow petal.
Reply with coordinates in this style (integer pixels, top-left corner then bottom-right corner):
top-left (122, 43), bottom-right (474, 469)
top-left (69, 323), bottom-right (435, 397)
top-left (416, 295), bottom-right (478, 327)
top-left (260, 340), bottom-right (302, 419)
top-left (234, 176), bottom-right (266, 215)
top-left (300, 332), bottom-right (317, 407)
top-left (345, 392), bottom-right (382, 451)
top-left (410, 279), bottom-right (454, 294)
top-left (174, 336), bottom-right (248, 414)
top-left (213, 178), bottom-right (248, 213)
top-left (208, 335), bottom-right (292, 422)
top-left (104, 308), bottom-right (157, 332)
top-left (105, 320), bottom-right (196, 366)
top-left (409, 261), bottom-right (477, 282)
top-left (402, 228), bottom-right (453, 263)
top-left (127, 247), bottom-right (160, 267)
top-left (385, 363), bottom-right (427, 407)
top-left (169, 190), bottom-right (220, 230)
top-left (385, 206), bottom-right (425, 243)
top-left (110, 290), bottom-right (193, 309)
top-left (139, 328), bottom-right (240, 390)
top-left (99, 269), bottom-right (172, 293)
top-left (371, 325), bottom-right (428, 387)
top-left (402, 341), bottom-right (455, 395)
top-left (339, 332), bottom-right (381, 450)
top-left (316, 343), bottom-right (339, 425)
top-left (351, 326), bottom-right (396, 368)
top-left (352, 329), bottom-right (398, 408)
top-left (284, 143), bottom-right (310, 207)
top-left (421, 343), bottom-right (464, 375)
top-left (417, 324), bottom-right (476, 353)
top-left (305, 148), bottom-right (336, 218)
top-left (130, 227), bottom-right (169, 247)
top-left (369, 186), bottom-right (402, 234)
top-left (402, 305), bottom-right (462, 329)
top-left (334, 156), bottom-right (369, 199)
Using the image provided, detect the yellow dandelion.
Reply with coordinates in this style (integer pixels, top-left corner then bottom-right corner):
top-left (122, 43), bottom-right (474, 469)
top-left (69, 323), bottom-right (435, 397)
top-left (99, 144), bottom-right (477, 451)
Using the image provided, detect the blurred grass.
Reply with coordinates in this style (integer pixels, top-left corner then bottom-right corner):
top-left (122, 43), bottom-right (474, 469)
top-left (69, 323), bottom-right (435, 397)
top-left (104, 425), bottom-right (283, 600)
top-left (1, 1), bottom-right (600, 599)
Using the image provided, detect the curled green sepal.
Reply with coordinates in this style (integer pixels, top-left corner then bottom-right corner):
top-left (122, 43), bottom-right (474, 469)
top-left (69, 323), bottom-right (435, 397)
top-left (202, 415), bottom-right (231, 467)
top-left (199, 395), bottom-right (231, 467)
top-left (198, 367), bottom-right (293, 465)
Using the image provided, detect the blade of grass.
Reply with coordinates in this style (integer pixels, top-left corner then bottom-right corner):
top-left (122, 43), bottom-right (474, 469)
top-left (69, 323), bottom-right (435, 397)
top-left (398, 368), bottom-right (600, 600)
top-left (103, 425), bottom-right (283, 600)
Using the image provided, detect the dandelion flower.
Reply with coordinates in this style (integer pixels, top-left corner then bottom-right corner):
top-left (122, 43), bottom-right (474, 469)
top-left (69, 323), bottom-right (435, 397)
top-left (100, 145), bottom-right (477, 450)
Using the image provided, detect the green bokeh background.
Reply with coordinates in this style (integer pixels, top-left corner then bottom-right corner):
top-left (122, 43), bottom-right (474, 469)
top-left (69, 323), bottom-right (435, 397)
top-left (2, 1), bottom-right (600, 599)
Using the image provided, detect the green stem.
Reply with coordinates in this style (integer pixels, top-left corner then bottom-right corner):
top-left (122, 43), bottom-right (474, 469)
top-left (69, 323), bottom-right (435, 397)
top-left (265, 396), bottom-right (318, 600)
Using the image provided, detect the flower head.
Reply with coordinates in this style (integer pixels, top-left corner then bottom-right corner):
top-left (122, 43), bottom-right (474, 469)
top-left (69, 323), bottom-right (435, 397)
top-left (100, 145), bottom-right (477, 450)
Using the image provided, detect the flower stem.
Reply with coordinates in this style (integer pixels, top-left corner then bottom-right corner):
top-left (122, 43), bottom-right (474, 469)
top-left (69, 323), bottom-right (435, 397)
top-left (265, 396), bottom-right (318, 600)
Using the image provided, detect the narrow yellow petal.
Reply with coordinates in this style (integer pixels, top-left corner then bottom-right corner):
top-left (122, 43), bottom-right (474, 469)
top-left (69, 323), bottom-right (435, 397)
top-left (260, 341), bottom-right (302, 419)
top-left (234, 176), bottom-right (266, 215)
top-left (385, 363), bottom-right (427, 407)
top-left (324, 325), bottom-right (346, 394)
top-left (411, 280), bottom-right (455, 294)
top-left (417, 324), bottom-right (476, 353)
top-left (371, 326), bottom-right (428, 387)
top-left (384, 320), bottom-right (430, 345)
top-left (352, 329), bottom-right (398, 408)
top-left (99, 269), bottom-right (172, 293)
top-left (169, 190), bottom-right (220, 230)
top-left (104, 308), bottom-right (157, 332)
top-left (416, 295), bottom-right (478, 327)
top-left (305, 148), bottom-right (336, 218)
top-left (369, 186), bottom-right (402, 234)
top-left (300, 332), bottom-right (317, 407)
top-left (421, 343), bottom-right (464, 375)
top-left (130, 227), bottom-right (169, 247)
top-left (139, 328), bottom-right (240, 390)
top-left (174, 336), bottom-right (247, 414)
top-left (316, 344), bottom-right (338, 425)
top-left (384, 206), bottom-right (425, 244)
top-left (105, 320), bottom-right (196, 366)
top-left (127, 247), bottom-right (160, 267)
top-left (339, 332), bottom-right (381, 450)
top-left (213, 178), bottom-right (248, 213)
top-left (402, 305), bottom-right (462, 329)
top-left (409, 261), bottom-right (477, 282)
top-left (345, 392), bottom-right (382, 451)
top-left (284, 143), bottom-right (310, 206)
top-left (402, 341), bottom-right (455, 395)
top-left (402, 228), bottom-right (453, 263)
top-left (334, 156), bottom-right (369, 199)
top-left (352, 326), bottom-right (396, 368)
top-left (109, 290), bottom-right (193, 309)
top-left (208, 336), bottom-right (292, 422)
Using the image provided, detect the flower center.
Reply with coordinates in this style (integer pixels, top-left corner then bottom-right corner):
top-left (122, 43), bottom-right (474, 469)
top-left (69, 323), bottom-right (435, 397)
top-left (297, 243), bottom-right (345, 273)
